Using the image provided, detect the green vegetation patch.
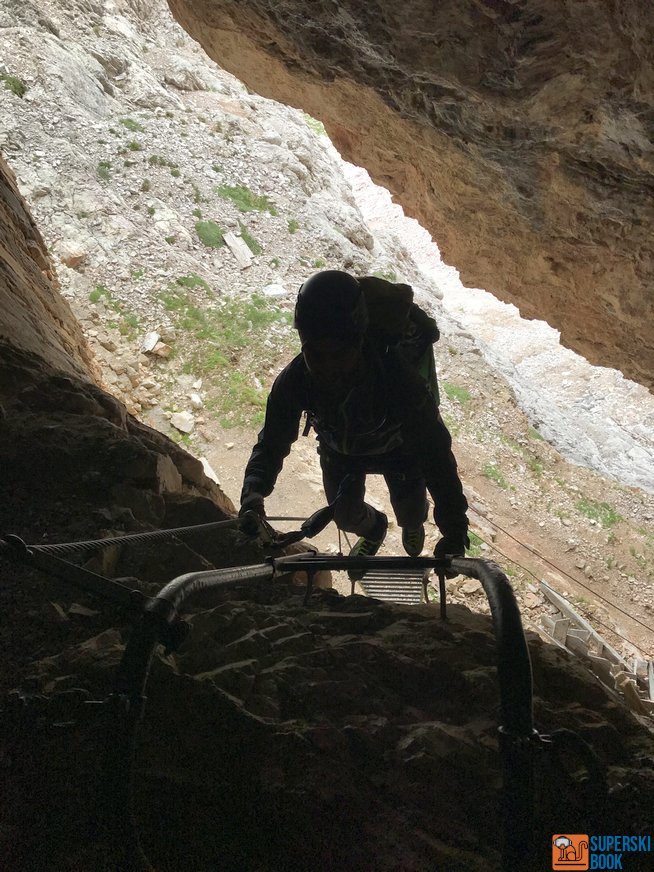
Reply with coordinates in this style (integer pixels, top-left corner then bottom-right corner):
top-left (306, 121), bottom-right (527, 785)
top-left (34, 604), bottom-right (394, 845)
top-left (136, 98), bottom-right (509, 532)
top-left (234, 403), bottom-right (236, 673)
top-left (575, 497), bottom-right (622, 528)
top-left (499, 433), bottom-right (545, 478)
top-left (176, 273), bottom-right (210, 291)
top-left (466, 531), bottom-right (484, 558)
top-left (127, 140), bottom-right (142, 151)
top-left (148, 155), bottom-right (178, 168)
top-left (483, 464), bottom-right (508, 489)
top-left (170, 430), bottom-right (192, 448)
top-left (441, 381), bottom-right (472, 405)
top-left (238, 221), bottom-right (262, 256)
top-left (205, 371), bottom-right (268, 428)
top-left (302, 112), bottom-right (327, 137)
top-left (159, 290), bottom-right (289, 348)
top-left (89, 285), bottom-right (139, 336)
top-left (96, 160), bottom-right (112, 182)
top-left (215, 183), bottom-right (277, 215)
top-left (188, 180), bottom-right (204, 203)
top-left (195, 220), bottom-right (224, 249)
top-left (161, 290), bottom-right (295, 428)
top-left (89, 284), bottom-right (110, 304)
top-left (0, 73), bottom-right (27, 98)
top-left (119, 117), bottom-right (145, 133)
top-left (119, 313), bottom-right (140, 338)
top-left (287, 218), bottom-right (300, 234)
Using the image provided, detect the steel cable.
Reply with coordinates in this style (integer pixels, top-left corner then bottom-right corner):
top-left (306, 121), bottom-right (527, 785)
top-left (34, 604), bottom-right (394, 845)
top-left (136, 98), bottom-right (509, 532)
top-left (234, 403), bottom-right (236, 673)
top-left (25, 518), bottom-right (242, 557)
top-left (486, 539), bottom-right (654, 656)
top-left (487, 518), bottom-right (654, 635)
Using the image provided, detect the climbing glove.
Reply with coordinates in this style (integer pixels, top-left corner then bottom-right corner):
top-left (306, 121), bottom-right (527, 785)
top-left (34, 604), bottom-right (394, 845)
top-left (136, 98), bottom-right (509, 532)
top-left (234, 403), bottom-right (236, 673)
top-left (238, 492), bottom-right (266, 538)
top-left (434, 531), bottom-right (469, 578)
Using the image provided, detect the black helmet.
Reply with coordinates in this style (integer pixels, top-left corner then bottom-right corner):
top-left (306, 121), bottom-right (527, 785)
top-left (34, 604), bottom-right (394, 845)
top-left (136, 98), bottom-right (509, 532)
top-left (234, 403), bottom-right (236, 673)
top-left (294, 270), bottom-right (368, 340)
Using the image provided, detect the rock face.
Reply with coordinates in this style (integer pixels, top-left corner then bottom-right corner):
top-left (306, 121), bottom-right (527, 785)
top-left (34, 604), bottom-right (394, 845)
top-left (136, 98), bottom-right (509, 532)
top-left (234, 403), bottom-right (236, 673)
top-left (168, 0), bottom-right (654, 390)
top-left (0, 155), bottom-right (96, 388)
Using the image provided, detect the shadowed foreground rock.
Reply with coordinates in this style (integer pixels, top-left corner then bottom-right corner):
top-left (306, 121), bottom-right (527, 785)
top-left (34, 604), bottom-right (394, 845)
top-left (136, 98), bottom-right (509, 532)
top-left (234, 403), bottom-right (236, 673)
top-left (2, 569), bottom-right (654, 871)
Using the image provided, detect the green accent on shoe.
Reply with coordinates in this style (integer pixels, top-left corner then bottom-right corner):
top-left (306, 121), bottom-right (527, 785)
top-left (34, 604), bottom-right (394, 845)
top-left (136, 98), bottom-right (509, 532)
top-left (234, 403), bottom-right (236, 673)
top-left (348, 522), bottom-right (387, 581)
top-left (402, 525), bottom-right (425, 557)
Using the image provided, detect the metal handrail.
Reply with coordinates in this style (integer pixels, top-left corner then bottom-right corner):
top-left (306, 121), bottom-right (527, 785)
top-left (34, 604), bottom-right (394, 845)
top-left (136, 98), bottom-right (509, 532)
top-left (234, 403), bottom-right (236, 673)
top-left (100, 553), bottom-right (534, 872)
top-left (451, 556), bottom-right (535, 871)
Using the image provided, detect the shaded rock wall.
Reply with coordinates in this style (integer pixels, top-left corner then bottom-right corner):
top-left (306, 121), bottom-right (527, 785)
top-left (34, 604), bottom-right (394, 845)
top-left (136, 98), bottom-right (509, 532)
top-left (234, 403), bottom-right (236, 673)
top-left (4, 585), bottom-right (654, 871)
top-left (0, 155), bottom-right (97, 396)
top-left (168, 0), bottom-right (654, 390)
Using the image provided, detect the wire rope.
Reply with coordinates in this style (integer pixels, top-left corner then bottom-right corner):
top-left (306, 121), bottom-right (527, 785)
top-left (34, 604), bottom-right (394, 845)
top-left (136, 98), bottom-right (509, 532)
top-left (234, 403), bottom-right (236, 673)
top-left (485, 518), bottom-right (654, 637)
top-left (484, 539), bottom-right (653, 656)
top-left (24, 518), bottom-right (241, 557)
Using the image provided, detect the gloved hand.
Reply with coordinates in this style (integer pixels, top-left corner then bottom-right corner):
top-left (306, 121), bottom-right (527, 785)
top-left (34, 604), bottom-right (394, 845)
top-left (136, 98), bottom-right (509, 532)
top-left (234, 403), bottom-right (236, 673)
top-left (238, 492), bottom-right (266, 538)
top-left (434, 532), bottom-right (469, 578)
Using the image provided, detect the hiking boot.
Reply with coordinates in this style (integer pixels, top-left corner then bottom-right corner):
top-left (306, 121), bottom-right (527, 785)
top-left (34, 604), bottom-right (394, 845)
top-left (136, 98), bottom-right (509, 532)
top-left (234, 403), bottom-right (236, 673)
top-left (348, 514), bottom-right (388, 581)
top-left (402, 525), bottom-right (425, 557)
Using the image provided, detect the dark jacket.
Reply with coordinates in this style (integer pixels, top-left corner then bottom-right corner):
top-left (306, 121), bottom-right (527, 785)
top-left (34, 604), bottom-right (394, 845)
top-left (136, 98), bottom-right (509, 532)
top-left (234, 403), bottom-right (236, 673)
top-left (241, 345), bottom-right (468, 538)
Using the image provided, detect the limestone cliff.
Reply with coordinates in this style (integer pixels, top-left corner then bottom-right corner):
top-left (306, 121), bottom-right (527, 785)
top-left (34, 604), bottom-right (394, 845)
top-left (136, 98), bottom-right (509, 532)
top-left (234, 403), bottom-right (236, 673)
top-left (0, 155), bottom-right (96, 394)
top-left (169, 0), bottom-right (654, 390)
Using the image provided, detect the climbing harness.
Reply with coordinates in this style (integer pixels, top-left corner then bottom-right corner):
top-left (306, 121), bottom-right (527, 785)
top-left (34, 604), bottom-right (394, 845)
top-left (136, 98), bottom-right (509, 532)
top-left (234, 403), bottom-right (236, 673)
top-left (0, 509), bottom-right (604, 872)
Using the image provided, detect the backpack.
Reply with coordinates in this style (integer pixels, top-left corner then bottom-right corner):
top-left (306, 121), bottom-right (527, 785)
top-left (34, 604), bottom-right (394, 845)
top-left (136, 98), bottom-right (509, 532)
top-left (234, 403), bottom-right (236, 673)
top-left (358, 275), bottom-right (441, 406)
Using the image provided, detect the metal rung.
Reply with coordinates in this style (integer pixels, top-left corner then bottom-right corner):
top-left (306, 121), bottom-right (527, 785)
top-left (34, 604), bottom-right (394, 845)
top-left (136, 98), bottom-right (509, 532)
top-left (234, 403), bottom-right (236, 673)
top-left (362, 570), bottom-right (430, 580)
top-left (359, 569), bottom-right (429, 604)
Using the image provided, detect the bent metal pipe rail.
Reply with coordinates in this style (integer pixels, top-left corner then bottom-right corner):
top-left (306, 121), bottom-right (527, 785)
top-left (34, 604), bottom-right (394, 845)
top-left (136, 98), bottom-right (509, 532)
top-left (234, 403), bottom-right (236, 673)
top-left (451, 556), bottom-right (535, 872)
top-left (103, 554), bottom-right (535, 872)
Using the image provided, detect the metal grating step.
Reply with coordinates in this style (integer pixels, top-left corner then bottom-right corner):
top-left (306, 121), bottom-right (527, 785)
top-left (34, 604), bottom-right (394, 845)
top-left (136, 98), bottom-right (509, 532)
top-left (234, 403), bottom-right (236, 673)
top-left (359, 569), bottom-right (429, 604)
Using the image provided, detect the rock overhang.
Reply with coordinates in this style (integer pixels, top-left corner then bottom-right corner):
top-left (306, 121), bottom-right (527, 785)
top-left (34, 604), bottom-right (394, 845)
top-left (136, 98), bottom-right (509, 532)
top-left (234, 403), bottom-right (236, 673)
top-left (167, 0), bottom-right (654, 391)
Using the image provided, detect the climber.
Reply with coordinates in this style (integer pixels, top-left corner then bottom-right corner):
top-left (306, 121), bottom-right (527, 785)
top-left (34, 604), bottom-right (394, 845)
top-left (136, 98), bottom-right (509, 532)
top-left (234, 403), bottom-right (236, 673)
top-left (239, 269), bottom-right (469, 576)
